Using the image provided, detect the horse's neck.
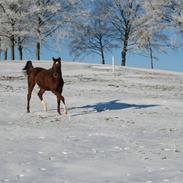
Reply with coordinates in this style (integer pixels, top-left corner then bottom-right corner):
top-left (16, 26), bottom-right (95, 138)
top-left (52, 67), bottom-right (62, 77)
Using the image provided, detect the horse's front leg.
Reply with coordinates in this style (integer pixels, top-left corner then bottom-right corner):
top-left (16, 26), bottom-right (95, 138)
top-left (61, 96), bottom-right (68, 115)
top-left (57, 97), bottom-right (61, 115)
top-left (53, 91), bottom-right (67, 115)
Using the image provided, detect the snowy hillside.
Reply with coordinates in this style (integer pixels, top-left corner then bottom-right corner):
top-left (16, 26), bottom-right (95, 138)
top-left (0, 61), bottom-right (183, 183)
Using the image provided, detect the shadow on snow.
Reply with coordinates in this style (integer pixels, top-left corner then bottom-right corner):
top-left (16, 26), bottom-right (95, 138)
top-left (69, 100), bottom-right (159, 116)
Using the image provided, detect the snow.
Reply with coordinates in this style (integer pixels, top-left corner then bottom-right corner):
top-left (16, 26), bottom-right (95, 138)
top-left (0, 61), bottom-right (183, 183)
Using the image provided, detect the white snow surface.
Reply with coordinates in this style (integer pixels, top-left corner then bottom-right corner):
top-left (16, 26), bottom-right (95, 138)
top-left (0, 61), bottom-right (183, 183)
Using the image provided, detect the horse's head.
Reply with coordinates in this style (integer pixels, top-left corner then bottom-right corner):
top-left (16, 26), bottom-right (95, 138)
top-left (52, 57), bottom-right (62, 77)
top-left (52, 57), bottom-right (61, 68)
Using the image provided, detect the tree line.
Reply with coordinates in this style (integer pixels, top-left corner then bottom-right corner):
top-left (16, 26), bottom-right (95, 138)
top-left (0, 0), bottom-right (182, 68)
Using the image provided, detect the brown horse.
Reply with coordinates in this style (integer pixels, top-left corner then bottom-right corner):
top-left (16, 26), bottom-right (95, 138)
top-left (23, 57), bottom-right (67, 115)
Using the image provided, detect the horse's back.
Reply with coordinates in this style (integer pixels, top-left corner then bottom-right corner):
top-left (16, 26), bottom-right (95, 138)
top-left (30, 67), bottom-right (45, 76)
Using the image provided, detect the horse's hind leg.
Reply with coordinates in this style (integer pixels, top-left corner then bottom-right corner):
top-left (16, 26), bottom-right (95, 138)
top-left (52, 91), bottom-right (67, 115)
top-left (38, 88), bottom-right (47, 112)
top-left (27, 80), bottom-right (35, 113)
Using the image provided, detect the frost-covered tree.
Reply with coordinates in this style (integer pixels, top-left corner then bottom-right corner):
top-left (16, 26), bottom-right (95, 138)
top-left (28, 0), bottom-right (78, 60)
top-left (168, 0), bottom-right (183, 41)
top-left (106, 0), bottom-right (175, 67)
top-left (69, 0), bottom-right (117, 64)
top-left (0, 37), bottom-right (9, 60)
top-left (0, 0), bottom-right (32, 60)
top-left (27, 0), bottom-right (59, 60)
top-left (0, 0), bottom-right (82, 60)
top-left (0, 0), bottom-right (30, 60)
top-left (106, 0), bottom-right (145, 66)
top-left (134, 0), bottom-right (171, 69)
top-left (135, 30), bottom-right (170, 69)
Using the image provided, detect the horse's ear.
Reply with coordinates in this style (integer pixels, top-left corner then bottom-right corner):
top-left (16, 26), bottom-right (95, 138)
top-left (58, 57), bottom-right (61, 61)
top-left (52, 57), bottom-right (55, 61)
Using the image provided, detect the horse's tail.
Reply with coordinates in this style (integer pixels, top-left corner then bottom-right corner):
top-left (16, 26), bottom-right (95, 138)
top-left (23, 61), bottom-right (33, 75)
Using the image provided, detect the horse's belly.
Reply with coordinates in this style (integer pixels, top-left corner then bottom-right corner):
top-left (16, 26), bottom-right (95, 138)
top-left (36, 81), bottom-right (51, 90)
top-left (36, 78), bottom-right (58, 91)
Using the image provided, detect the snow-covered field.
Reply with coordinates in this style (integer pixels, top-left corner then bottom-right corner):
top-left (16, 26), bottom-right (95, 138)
top-left (0, 61), bottom-right (183, 183)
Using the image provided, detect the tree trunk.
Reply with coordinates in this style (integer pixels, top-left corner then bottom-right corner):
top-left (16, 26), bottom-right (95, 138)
top-left (121, 31), bottom-right (129, 66)
top-left (36, 16), bottom-right (42, 61)
top-left (121, 49), bottom-right (126, 66)
top-left (101, 51), bottom-right (105, 64)
top-left (149, 47), bottom-right (153, 69)
top-left (100, 45), bottom-right (105, 65)
top-left (36, 42), bottom-right (40, 60)
top-left (18, 37), bottom-right (23, 60)
top-left (18, 45), bottom-right (23, 60)
top-left (99, 36), bottom-right (105, 64)
top-left (10, 35), bottom-right (15, 60)
top-left (0, 38), bottom-right (1, 60)
top-left (148, 39), bottom-right (154, 69)
top-left (4, 49), bottom-right (8, 60)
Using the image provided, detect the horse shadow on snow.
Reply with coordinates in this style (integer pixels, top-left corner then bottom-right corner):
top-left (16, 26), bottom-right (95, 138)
top-left (70, 100), bottom-right (159, 116)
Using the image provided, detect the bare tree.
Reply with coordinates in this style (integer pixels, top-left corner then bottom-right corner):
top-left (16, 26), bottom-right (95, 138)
top-left (108, 0), bottom-right (143, 66)
top-left (69, 0), bottom-right (117, 64)
top-left (134, 0), bottom-right (171, 69)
